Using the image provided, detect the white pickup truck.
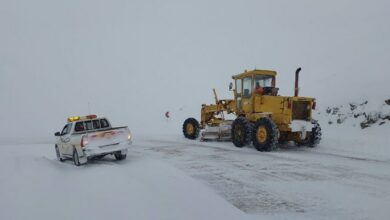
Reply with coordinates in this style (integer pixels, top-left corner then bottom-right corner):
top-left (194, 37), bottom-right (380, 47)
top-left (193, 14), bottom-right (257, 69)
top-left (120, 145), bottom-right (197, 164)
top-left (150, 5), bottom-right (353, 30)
top-left (54, 115), bottom-right (132, 166)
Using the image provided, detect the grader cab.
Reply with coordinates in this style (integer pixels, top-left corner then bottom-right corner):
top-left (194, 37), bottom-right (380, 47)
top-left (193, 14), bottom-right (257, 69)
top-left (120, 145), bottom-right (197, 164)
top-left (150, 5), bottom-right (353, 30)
top-left (182, 68), bottom-right (321, 151)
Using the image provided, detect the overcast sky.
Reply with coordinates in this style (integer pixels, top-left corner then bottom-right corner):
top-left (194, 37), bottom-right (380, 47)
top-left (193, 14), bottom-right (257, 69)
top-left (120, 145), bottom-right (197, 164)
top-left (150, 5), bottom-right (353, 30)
top-left (1, 0), bottom-right (389, 138)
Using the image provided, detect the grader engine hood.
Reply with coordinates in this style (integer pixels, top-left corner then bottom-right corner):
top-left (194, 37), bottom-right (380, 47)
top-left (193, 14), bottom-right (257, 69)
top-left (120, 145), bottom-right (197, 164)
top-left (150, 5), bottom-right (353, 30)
top-left (291, 67), bottom-right (315, 120)
top-left (292, 98), bottom-right (314, 121)
top-left (288, 97), bottom-right (316, 140)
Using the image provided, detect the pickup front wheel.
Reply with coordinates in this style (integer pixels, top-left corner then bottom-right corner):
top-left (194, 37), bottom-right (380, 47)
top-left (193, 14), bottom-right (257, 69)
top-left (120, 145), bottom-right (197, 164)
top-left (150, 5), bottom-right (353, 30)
top-left (73, 149), bottom-right (81, 166)
top-left (55, 145), bottom-right (64, 162)
top-left (114, 152), bottom-right (127, 160)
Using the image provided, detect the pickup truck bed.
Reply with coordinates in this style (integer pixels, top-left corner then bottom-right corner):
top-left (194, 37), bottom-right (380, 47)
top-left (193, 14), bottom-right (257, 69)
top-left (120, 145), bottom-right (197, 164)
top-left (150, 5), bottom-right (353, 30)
top-left (55, 116), bottom-right (132, 166)
top-left (81, 127), bottom-right (131, 157)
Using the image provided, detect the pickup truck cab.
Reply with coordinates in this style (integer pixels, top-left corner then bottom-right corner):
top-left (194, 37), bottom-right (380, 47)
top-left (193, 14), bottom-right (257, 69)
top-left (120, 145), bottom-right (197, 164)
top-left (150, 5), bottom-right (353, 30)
top-left (54, 114), bottom-right (132, 166)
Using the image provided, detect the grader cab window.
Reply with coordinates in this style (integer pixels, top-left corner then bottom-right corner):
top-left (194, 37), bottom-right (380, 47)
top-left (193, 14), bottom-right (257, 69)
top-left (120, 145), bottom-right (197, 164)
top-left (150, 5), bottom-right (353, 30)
top-left (254, 75), bottom-right (278, 96)
top-left (255, 75), bottom-right (273, 88)
top-left (235, 79), bottom-right (242, 110)
top-left (235, 79), bottom-right (242, 95)
top-left (242, 77), bottom-right (252, 98)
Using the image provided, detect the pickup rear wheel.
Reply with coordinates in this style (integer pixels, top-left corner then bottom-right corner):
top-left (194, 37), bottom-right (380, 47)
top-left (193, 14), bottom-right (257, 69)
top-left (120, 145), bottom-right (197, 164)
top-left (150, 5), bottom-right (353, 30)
top-left (95, 155), bottom-right (106, 160)
top-left (55, 145), bottom-right (64, 162)
top-left (114, 152), bottom-right (127, 160)
top-left (73, 149), bottom-right (81, 166)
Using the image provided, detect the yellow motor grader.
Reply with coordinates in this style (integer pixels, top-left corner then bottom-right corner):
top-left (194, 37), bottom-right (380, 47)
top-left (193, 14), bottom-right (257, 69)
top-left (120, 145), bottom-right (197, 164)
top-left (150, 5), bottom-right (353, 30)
top-left (182, 68), bottom-right (321, 151)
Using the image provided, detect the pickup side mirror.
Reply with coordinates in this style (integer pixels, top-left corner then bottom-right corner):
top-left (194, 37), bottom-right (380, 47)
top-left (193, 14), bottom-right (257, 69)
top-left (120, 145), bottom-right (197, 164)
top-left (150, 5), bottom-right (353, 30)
top-left (229, 82), bottom-right (233, 91)
top-left (54, 132), bottom-right (61, 136)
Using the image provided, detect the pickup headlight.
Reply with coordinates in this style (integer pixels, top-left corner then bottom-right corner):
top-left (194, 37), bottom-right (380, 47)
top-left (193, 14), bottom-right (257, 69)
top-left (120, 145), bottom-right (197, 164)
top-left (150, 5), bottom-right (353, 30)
top-left (127, 134), bottom-right (132, 140)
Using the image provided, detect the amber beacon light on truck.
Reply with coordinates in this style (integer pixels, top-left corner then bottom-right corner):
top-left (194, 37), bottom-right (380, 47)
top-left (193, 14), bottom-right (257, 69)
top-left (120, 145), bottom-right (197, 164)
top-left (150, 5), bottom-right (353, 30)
top-left (67, 115), bottom-right (97, 122)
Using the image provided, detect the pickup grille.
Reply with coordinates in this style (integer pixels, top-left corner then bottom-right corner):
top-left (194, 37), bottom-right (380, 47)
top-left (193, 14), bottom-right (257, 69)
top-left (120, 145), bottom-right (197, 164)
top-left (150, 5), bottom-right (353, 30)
top-left (292, 101), bottom-right (311, 120)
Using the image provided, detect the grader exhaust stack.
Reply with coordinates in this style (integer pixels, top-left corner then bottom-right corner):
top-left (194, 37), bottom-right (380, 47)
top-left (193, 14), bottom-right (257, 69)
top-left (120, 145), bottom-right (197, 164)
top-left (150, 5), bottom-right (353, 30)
top-left (295, 67), bottom-right (301, 97)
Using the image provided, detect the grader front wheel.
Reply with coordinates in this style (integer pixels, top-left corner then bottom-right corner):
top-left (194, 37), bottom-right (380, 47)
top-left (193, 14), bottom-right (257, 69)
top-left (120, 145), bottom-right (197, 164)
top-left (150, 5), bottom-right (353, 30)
top-left (182, 118), bottom-right (200, 140)
top-left (252, 117), bottom-right (279, 152)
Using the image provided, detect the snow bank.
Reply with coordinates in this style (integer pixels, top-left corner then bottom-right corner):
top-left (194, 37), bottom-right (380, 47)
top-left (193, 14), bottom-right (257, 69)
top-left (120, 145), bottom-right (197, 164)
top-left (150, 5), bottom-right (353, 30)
top-left (317, 99), bottom-right (390, 128)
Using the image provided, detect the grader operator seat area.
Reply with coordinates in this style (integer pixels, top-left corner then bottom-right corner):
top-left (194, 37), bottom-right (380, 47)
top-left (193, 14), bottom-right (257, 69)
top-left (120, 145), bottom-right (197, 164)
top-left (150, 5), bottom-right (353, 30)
top-left (233, 70), bottom-right (279, 98)
top-left (254, 74), bottom-right (279, 96)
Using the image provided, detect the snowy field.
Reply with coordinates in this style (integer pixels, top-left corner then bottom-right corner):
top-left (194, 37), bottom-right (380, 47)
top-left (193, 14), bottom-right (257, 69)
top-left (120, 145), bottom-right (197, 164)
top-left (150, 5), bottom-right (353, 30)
top-left (1, 123), bottom-right (389, 220)
top-left (1, 0), bottom-right (389, 219)
top-left (0, 143), bottom-right (246, 220)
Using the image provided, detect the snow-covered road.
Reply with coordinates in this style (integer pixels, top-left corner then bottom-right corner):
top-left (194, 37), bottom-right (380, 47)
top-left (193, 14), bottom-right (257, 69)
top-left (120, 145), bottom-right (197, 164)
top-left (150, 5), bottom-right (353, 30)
top-left (1, 124), bottom-right (389, 220)
top-left (0, 143), bottom-right (246, 220)
top-left (132, 125), bottom-right (390, 220)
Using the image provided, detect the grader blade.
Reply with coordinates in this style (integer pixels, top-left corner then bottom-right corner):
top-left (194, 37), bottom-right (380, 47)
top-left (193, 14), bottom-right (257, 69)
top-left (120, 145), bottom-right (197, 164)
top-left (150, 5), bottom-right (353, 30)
top-left (200, 121), bottom-right (232, 141)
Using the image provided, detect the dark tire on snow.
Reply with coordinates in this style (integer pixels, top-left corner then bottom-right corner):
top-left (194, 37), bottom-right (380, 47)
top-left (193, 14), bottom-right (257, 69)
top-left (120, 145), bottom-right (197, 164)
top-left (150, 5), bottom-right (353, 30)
top-left (294, 120), bottom-right (322, 147)
top-left (294, 141), bottom-right (305, 147)
top-left (252, 117), bottom-right (280, 152)
top-left (73, 149), bottom-right (81, 166)
top-left (183, 118), bottom-right (200, 140)
top-left (55, 145), bottom-right (64, 162)
top-left (231, 116), bottom-right (253, 148)
top-left (95, 155), bottom-right (106, 160)
top-left (114, 152), bottom-right (127, 160)
top-left (308, 120), bottom-right (322, 147)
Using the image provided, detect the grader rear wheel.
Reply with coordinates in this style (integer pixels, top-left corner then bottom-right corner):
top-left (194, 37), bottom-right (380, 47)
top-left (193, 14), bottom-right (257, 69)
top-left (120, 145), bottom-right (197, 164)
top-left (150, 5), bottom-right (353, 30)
top-left (252, 117), bottom-right (279, 152)
top-left (308, 120), bottom-right (322, 147)
top-left (294, 120), bottom-right (322, 147)
top-left (231, 117), bottom-right (253, 148)
top-left (183, 118), bottom-right (200, 139)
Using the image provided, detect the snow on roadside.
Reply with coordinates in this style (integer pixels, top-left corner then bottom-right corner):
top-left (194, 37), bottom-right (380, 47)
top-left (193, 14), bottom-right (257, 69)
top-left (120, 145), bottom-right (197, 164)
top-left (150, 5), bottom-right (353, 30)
top-left (132, 132), bottom-right (390, 220)
top-left (317, 99), bottom-right (390, 129)
top-left (315, 106), bottom-right (390, 162)
top-left (0, 143), bottom-right (249, 220)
